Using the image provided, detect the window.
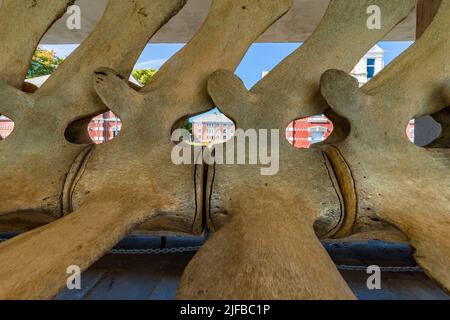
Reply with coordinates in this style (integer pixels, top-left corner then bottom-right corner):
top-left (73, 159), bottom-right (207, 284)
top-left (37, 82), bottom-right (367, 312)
top-left (367, 58), bottom-right (376, 79)
top-left (310, 131), bottom-right (325, 144)
top-left (308, 126), bottom-right (328, 133)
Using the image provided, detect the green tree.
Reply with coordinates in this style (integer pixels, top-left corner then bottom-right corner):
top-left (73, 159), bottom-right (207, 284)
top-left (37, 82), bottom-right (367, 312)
top-left (182, 118), bottom-right (193, 134)
top-left (27, 47), bottom-right (64, 78)
top-left (133, 69), bottom-right (157, 85)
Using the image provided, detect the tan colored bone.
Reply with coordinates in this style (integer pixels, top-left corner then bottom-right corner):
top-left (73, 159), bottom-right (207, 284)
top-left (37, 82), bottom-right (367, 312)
top-left (178, 0), bottom-right (415, 300)
top-left (0, 0), bottom-right (72, 143)
top-left (0, 0), bottom-right (68, 223)
top-left (428, 109), bottom-right (450, 148)
top-left (0, 0), bottom-right (185, 219)
top-left (0, 0), bottom-right (187, 299)
top-left (428, 84), bottom-right (450, 148)
top-left (0, 0), bottom-right (73, 89)
top-left (0, 0), bottom-right (293, 299)
top-left (70, 0), bottom-right (293, 233)
top-left (320, 0), bottom-right (450, 292)
top-left (180, 188), bottom-right (354, 300)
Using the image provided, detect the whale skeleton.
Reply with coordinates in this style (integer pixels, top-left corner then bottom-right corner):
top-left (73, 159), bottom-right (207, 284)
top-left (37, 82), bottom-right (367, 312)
top-left (0, 0), bottom-right (447, 300)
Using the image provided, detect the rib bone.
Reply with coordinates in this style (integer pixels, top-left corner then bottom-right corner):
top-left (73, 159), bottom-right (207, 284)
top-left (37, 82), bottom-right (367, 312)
top-left (178, 0), bottom-right (415, 299)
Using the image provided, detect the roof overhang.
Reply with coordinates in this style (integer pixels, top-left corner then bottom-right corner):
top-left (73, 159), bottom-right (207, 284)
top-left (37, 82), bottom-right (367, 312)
top-left (0, 0), bottom-right (418, 44)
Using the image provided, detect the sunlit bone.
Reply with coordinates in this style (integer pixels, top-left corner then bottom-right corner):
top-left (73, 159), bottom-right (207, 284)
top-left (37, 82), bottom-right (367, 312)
top-left (0, 0), bottom-right (185, 221)
top-left (0, 0), bottom-right (73, 88)
top-left (0, 0), bottom-right (187, 299)
top-left (320, 0), bottom-right (450, 293)
top-left (0, 0), bottom-right (73, 145)
top-left (0, 0), bottom-right (293, 299)
top-left (69, 0), bottom-right (294, 234)
top-left (178, 0), bottom-right (415, 300)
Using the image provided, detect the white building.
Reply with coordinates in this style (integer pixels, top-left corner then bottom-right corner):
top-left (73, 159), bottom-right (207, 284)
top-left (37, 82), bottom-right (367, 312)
top-left (350, 45), bottom-right (385, 86)
top-left (192, 112), bottom-right (235, 145)
top-left (262, 45), bottom-right (385, 86)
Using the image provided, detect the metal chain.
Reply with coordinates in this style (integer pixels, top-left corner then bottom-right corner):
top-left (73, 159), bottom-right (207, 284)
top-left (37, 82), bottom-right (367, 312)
top-left (0, 238), bottom-right (200, 254)
top-left (336, 265), bottom-right (422, 272)
top-left (110, 246), bottom-right (201, 255)
top-left (0, 238), bottom-right (423, 272)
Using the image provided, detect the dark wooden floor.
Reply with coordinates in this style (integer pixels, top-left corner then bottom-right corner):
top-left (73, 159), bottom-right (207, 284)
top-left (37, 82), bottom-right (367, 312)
top-left (51, 236), bottom-right (449, 300)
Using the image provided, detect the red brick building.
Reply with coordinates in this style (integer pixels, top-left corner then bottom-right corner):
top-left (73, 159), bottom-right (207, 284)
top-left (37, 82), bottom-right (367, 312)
top-left (0, 116), bottom-right (14, 139)
top-left (406, 120), bottom-right (415, 142)
top-left (88, 111), bottom-right (122, 144)
top-left (286, 115), bottom-right (334, 148)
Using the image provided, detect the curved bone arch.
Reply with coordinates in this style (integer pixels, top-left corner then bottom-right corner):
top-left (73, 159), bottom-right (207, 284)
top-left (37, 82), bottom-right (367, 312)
top-left (178, 0), bottom-right (415, 300)
top-left (320, 0), bottom-right (450, 293)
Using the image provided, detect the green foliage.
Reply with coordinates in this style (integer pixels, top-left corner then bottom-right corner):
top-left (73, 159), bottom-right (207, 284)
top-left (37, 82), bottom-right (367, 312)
top-left (182, 118), bottom-right (193, 134)
top-left (133, 69), bottom-right (157, 85)
top-left (27, 47), bottom-right (64, 79)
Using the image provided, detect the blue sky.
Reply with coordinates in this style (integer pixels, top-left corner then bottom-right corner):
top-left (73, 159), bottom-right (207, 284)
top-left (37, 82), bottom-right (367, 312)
top-left (43, 41), bottom-right (413, 121)
top-left (43, 41), bottom-right (413, 89)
